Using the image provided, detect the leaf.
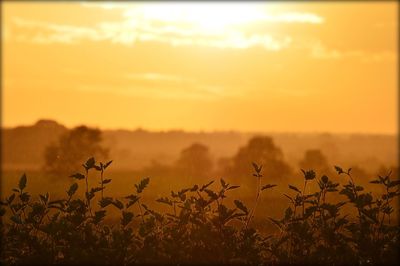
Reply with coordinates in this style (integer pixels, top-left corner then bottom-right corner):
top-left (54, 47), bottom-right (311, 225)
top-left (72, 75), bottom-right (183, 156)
top-left (91, 187), bottom-right (104, 193)
top-left (334, 166), bottom-right (344, 175)
top-left (20, 192), bottom-right (30, 202)
top-left (301, 169), bottom-right (316, 180)
top-left (102, 179), bottom-right (112, 184)
top-left (227, 185), bottom-right (240, 190)
top-left (121, 211), bottom-right (134, 226)
top-left (347, 168), bottom-right (352, 174)
top-left (204, 189), bottom-right (218, 200)
top-left (252, 162), bottom-right (263, 175)
top-left (190, 184), bottom-right (199, 192)
top-left (262, 184), bottom-right (277, 191)
top-left (84, 157), bottom-right (96, 169)
top-left (70, 173), bottom-right (85, 180)
top-left (93, 210), bottom-right (106, 224)
top-left (103, 160), bottom-right (113, 169)
top-left (112, 199), bottom-right (124, 210)
top-left (234, 200), bottom-right (248, 214)
top-left (67, 183), bottom-right (78, 197)
top-left (370, 180), bottom-right (381, 184)
top-left (19, 173), bottom-right (27, 190)
top-left (99, 197), bottom-right (113, 208)
top-left (321, 175), bottom-right (329, 184)
top-left (125, 194), bottom-right (140, 201)
top-left (284, 207), bottom-right (293, 220)
top-left (135, 177), bottom-right (150, 194)
top-left (156, 197), bottom-right (173, 206)
top-left (388, 180), bottom-right (400, 188)
top-left (200, 180), bottom-right (214, 192)
top-left (7, 194), bottom-right (16, 204)
top-left (288, 185), bottom-right (301, 193)
top-left (220, 178), bottom-right (228, 188)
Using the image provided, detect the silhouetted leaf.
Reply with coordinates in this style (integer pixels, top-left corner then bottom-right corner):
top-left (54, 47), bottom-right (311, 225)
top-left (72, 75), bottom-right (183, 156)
top-left (84, 157), bottom-right (96, 170)
top-left (156, 197), bottom-right (173, 206)
top-left (121, 211), bottom-right (134, 226)
top-left (334, 166), bottom-right (344, 174)
top-left (67, 183), bottom-right (78, 197)
top-left (135, 177), bottom-right (150, 193)
top-left (200, 181), bottom-right (214, 191)
top-left (102, 179), bottom-right (112, 184)
top-left (288, 185), bottom-right (301, 193)
top-left (93, 210), bottom-right (106, 224)
top-left (234, 200), bottom-right (248, 214)
top-left (99, 197), bottom-right (113, 208)
top-left (112, 199), bottom-right (124, 210)
top-left (70, 173), bottom-right (85, 180)
top-left (301, 169), bottom-right (316, 180)
top-left (262, 184), bottom-right (277, 191)
top-left (7, 194), bottom-right (15, 204)
top-left (19, 173), bottom-right (27, 190)
top-left (252, 162), bottom-right (263, 175)
top-left (104, 160), bottom-right (113, 169)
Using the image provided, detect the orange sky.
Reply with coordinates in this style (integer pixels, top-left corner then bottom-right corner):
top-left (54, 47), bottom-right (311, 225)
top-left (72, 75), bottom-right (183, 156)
top-left (2, 2), bottom-right (398, 134)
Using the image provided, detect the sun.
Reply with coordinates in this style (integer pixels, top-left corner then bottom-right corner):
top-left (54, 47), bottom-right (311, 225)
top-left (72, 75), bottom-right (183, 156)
top-left (126, 2), bottom-right (267, 34)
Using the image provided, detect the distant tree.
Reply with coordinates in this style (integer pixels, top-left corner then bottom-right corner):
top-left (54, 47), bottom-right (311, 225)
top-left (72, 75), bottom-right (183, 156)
top-left (225, 136), bottom-right (292, 183)
top-left (175, 143), bottom-right (213, 182)
top-left (299, 149), bottom-right (330, 175)
top-left (44, 126), bottom-right (109, 176)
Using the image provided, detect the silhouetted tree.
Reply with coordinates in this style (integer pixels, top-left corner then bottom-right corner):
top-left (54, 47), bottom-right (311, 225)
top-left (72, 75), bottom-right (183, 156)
top-left (299, 149), bottom-right (330, 175)
top-left (44, 126), bottom-right (108, 176)
top-left (224, 136), bottom-right (292, 185)
top-left (175, 143), bottom-right (213, 182)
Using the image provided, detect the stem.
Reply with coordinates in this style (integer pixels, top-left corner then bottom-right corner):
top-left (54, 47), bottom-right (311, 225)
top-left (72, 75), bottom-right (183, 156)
top-left (100, 168), bottom-right (104, 200)
top-left (246, 175), bottom-right (261, 229)
top-left (85, 169), bottom-right (92, 216)
top-left (137, 199), bottom-right (144, 223)
top-left (302, 180), bottom-right (307, 218)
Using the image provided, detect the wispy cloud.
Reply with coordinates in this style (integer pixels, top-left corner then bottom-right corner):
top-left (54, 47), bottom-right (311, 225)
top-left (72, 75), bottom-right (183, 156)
top-left (69, 72), bottom-right (237, 100)
top-left (10, 2), bottom-right (324, 51)
top-left (310, 41), bottom-right (396, 63)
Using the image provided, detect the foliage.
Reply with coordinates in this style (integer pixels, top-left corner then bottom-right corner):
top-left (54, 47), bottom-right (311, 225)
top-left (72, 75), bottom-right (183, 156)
top-left (1, 158), bottom-right (399, 265)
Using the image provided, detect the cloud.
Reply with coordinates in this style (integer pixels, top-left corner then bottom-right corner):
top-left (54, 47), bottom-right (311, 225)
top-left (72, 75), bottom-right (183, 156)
top-left (124, 72), bottom-right (235, 99)
top-left (310, 41), bottom-right (396, 63)
top-left (10, 2), bottom-right (324, 51)
top-left (71, 72), bottom-right (237, 100)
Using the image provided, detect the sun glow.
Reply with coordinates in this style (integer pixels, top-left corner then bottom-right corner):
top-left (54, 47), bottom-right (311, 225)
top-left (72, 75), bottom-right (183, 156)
top-left (124, 3), bottom-right (267, 34)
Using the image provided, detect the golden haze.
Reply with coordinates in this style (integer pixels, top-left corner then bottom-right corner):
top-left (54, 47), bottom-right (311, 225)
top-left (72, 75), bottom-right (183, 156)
top-left (2, 2), bottom-right (398, 134)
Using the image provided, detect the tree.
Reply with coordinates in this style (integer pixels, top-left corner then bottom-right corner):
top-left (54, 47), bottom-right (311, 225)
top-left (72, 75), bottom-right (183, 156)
top-left (175, 143), bottom-right (213, 182)
top-left (44, 126), bottom-right (108, 176)
top-left (224, 136), bottom-right (292, 185)
top-left (299, 149), bottom-right (330, 175)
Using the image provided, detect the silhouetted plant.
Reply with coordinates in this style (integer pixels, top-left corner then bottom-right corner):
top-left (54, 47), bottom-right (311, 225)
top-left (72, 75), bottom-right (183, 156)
top-left (0, 159), bottom-right (399, 265)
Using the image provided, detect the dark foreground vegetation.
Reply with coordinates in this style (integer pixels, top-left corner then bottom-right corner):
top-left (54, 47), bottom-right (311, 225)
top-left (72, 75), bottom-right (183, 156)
top-left (1, 158), bottom-right (399, 265)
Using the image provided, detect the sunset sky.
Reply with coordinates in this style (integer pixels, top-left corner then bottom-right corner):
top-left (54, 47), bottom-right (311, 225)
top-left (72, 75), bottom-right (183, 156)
top-left (2, 2), bottom-right (398, 134)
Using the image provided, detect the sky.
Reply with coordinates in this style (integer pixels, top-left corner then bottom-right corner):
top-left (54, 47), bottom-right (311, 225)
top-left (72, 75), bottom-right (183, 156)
top-left (2, 2), bottom-right (398, 134)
